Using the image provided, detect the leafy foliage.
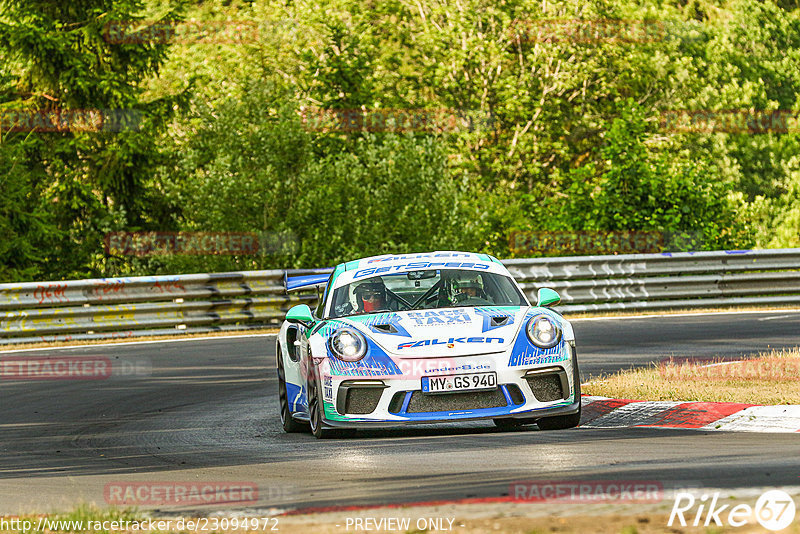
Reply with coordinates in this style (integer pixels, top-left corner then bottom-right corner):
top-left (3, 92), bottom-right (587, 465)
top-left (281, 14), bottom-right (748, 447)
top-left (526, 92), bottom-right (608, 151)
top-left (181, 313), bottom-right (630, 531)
top-left (3, 0), bottom-right (800, 281)
top-left (0, 0), bottom-right (185, 279)
top-left (155, 81), bottom-right (474, 272)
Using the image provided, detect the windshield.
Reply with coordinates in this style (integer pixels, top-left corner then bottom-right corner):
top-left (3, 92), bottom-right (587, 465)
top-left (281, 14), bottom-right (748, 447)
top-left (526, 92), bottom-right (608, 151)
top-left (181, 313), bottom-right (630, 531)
top-left (328, 269), bottom-right (528, 318)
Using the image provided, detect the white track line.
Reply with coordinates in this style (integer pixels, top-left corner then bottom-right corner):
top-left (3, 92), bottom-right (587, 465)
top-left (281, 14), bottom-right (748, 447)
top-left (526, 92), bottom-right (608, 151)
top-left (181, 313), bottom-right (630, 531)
top-left (570, 308), bottom-right (800, 322)
top-left (3, 307), bottom-right (800, 353)
top-left (0, 333), bottom-right (277, 354)
top-left (702, 405), bottom-right (800, 432)
top-left (758, 314), bottom-right (796, 321)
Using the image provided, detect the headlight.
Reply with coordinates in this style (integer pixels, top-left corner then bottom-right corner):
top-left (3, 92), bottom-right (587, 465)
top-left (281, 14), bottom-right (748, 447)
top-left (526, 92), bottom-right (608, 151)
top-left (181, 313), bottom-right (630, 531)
top-left (526, 314), bottom-right (561, 349)
top-left (328, 327), bottom-right (367, 361)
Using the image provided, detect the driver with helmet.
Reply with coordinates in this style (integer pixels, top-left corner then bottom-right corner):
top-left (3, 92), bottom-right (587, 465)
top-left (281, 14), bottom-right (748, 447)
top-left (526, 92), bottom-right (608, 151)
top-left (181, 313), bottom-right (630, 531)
top-left (451, 273), bottom-right (489, 304)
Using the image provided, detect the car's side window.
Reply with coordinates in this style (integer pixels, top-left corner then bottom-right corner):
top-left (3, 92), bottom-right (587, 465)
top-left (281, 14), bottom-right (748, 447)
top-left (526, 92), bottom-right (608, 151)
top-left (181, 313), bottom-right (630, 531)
top-left (316, 272), bottom-right (334, 318)
top-left (330, 286), bottom-right (355, 317)
top-left (286, 326), bottom-right (300, 362)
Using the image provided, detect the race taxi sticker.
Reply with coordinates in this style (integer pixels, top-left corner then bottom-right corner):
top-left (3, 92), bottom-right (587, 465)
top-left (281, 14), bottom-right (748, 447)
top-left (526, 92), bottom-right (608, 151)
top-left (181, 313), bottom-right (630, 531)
top-left (407, 310), bottom-right (471, 326)
top-left (323, 375), bottom-right (334, 401)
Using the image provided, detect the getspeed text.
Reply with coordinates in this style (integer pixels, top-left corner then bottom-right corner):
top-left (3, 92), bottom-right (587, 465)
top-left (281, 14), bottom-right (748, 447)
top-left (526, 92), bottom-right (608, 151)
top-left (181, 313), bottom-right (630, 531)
top-left (354, 262), bottom-right (490, 279)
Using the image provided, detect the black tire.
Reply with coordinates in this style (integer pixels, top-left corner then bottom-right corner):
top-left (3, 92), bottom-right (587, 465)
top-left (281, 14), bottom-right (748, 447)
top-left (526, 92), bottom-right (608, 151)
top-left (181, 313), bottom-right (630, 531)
top-left (493, 417), bottom-right (536, 430)
top-left (307, 364), bottom-right (339, 439)
top-left (277, 344), bottom-right (308, 433)
top-left (537, 351), bottom-right (582, 431)
top-left (536, 408), bottom-right (581, 430)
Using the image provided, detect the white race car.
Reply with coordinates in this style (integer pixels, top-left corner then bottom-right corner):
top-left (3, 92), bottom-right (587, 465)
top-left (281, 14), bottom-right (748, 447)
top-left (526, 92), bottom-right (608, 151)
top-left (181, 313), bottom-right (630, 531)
top-left (276, 251), bottom-right (580, 438)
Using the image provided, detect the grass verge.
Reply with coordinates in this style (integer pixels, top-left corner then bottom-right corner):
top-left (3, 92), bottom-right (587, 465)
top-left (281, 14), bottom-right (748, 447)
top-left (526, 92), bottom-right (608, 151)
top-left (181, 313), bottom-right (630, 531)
top-left (583, 347), bottom-right (800, 404)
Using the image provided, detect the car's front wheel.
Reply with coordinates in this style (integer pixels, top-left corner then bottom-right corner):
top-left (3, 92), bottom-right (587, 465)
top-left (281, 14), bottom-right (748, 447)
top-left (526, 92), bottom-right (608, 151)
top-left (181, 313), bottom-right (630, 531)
top-left (277, 343), bottom-right (308, 433)
top-left (493, 417), bottom-right (536, 430)
top-left (307, 364), bottom-right (339, 439)
top-left (536, 407), bottom-right (581, 430)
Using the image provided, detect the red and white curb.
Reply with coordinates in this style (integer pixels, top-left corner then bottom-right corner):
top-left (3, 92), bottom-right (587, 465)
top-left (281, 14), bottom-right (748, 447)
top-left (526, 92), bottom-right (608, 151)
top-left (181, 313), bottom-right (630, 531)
top-left (581, 396), bottom-right (800, 432)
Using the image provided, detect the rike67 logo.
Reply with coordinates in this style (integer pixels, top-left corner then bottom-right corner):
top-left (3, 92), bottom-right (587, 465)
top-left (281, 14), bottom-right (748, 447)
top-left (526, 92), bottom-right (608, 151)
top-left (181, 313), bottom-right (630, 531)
top-left (669, 490), bottom-right (796, 531)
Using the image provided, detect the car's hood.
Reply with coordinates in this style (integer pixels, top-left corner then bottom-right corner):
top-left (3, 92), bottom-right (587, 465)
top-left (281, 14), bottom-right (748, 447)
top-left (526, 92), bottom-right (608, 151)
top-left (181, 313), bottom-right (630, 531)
top-left (337, 306), bottom-right (531, 358)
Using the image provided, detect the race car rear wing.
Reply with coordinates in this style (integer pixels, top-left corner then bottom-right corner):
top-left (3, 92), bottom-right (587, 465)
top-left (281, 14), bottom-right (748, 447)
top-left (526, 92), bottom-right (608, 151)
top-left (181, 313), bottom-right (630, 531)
top-left (284, 271), bottom-right (332, 292)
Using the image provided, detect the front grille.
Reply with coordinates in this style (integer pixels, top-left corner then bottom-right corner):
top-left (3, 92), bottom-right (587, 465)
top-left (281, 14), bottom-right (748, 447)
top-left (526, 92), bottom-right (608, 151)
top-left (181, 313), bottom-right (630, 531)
top-left (505, 384), bottom-right (525, 405)
top-left (406, 389), bottom-right (507, 413)
top-left (526, 374), bottom-right (564, 402)
top-left (388, 391), bottom-right (406, 414)
top-left (343, 387), bottom-right (383, 414)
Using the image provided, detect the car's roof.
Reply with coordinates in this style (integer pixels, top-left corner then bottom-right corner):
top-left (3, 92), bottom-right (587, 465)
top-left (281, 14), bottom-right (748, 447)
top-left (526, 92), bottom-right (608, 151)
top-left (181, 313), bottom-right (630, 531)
top-left (328, 251), bottom-right (506, 289)
top-left (335, 251), bottom-right (500, 272)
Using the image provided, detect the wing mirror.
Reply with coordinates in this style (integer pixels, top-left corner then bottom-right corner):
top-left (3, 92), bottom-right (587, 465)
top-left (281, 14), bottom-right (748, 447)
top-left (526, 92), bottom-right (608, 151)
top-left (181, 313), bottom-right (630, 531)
top-left (536, 288), bottom-right (561, 308)
top-left (286, 304), bottom-right (315, 326)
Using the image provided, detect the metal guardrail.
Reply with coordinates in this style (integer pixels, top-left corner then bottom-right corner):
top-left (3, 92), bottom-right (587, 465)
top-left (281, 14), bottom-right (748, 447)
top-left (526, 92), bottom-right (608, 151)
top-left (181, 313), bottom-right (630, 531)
top-left (1, 249), bottom-right (799, 344)
top-left (0, 271), bottom-right (322, 345)
top-left (505, 248), bottom-right (800, 312)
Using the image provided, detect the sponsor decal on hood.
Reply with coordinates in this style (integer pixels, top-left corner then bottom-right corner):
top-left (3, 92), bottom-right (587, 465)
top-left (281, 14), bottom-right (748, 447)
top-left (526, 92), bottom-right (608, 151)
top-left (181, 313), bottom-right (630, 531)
top-left (329, 307), bottom-right (526, 357)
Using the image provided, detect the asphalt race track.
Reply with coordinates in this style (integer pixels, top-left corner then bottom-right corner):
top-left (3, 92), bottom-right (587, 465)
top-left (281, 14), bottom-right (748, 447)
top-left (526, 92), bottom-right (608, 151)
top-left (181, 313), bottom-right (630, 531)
top-left (2, 310), bottom-right (800, 514)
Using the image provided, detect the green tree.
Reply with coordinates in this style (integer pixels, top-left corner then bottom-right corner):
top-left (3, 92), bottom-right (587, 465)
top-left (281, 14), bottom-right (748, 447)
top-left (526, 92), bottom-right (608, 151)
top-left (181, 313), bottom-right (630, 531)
top-left (554, 101), bottom-right (744, 251)
top-left (158, 80), bottom-right (474, 271)
top-left (0, 0), bottom-right (185, 279)
top-left (0, 138), bottom-right (56, 280)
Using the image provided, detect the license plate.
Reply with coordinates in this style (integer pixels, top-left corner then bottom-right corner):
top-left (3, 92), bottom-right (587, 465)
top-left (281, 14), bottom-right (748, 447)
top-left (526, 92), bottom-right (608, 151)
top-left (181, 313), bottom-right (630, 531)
top-left (421, 372), bottom-right (497, 394)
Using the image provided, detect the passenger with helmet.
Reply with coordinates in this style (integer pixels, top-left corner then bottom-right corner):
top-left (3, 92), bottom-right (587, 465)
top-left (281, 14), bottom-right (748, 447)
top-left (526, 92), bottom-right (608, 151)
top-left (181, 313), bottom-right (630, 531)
top-left (334, 278), bottom-right (397, 316)
top-left (354, 279), bottom-right (391, 313)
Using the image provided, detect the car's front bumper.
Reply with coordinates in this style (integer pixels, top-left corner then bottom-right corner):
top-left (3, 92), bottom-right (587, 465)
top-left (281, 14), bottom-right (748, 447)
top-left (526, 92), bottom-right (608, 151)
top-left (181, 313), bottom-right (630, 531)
top-left (321, 397), bottom-right (581, 427)
top-left (317, 344), bottom-right (580, 427)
